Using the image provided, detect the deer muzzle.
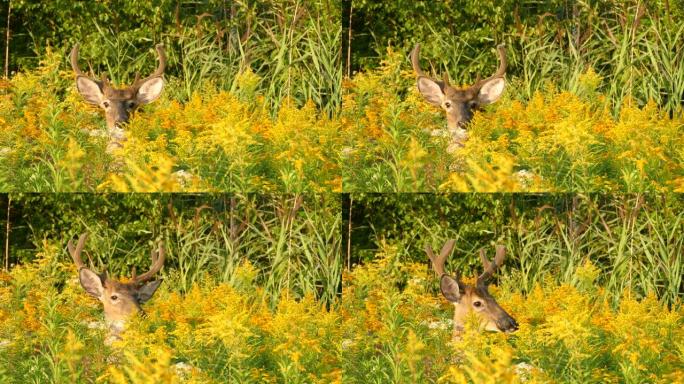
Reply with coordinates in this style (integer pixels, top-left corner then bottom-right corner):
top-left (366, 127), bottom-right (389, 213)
top-left (497, 312), bottom-right (519, 333)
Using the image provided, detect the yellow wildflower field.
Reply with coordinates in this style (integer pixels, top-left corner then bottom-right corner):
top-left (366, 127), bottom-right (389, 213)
top-left (0, 258), bottom-right (341, 383)
top-left (341, 50), bottom-right (684, 192)
top-left (342, 250), bottom-right (684, 383)
top-left (0, 193), bottom-right (342, 383)
top-left (0, 52), bottom-right (341, 192)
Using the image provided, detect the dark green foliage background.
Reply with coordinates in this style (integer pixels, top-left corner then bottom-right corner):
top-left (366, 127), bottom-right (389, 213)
top-left (0, 193), bottom-right (341, 306)
top-left (344, 193), bottom-right (684, 305)
top-left (1, 0), bottom-right (341, 113)
top-left (345, 0), bottom-right (684, 114)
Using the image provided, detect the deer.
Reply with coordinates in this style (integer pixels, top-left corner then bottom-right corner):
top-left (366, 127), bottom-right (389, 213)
top-left (425, 239), bottom-right (518, 340)
top-left (69, 44), bottom-right (166, 153)
top-left (67, 233), bottom-right (165, 343)
top-left (410, 44), bottom-right (507, 152)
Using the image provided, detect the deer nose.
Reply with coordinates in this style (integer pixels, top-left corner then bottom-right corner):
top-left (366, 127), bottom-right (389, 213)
top-left (508, 319), bottom-right (519, 332)
top-left (499, 315), bottom-right (519, 333)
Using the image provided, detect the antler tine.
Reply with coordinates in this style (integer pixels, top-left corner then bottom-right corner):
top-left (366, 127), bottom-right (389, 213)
top-left (67, 233), bottom-right (88, 270)
top-left (100, 73), bottom-right (110, 87)
top-left (492, 44), bottom-right (507, 78)
top-left (494, 244), bottom-right (506, 266)
top-left (133, 44), bottom-right (166, 88)
top-left (471, 43), bottom-right (507, 90)
top-left (151, 44), bottom-right (167, 78)
top-left (410, 44), bottom-right (426, 77)
top-left (442, 71), bottom-right (451, 88)
top-left (70, 44), bottom-right (87, 77)
top-left (477, 245), bottom-right (506, 286)
top-left (424, 244), bottom-right (441, 276)
top-left (425, 239), bottom-right (456, 277)
top-left (131, 242), bottom-right (165, 284)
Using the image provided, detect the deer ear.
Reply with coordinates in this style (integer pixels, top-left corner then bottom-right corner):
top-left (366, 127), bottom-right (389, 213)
top-left (136, 279), bottom-right (162, 303)
top-left (79, 268), bottom-right (105, 298)
top-left (440, 275), bottom-right (461, 303)
top-left (417, 77), bottom-right (444, 106)
top-left (136, 77), bottom-right (164, 105)
top-left (76, 77), bottom-right (104, 105)
top-left (477, 77), bottom-right (505, 105)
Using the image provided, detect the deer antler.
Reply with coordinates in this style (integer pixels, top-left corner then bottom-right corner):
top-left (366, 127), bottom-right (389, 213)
top-left (67, 233), bottom-right (89, 270)
top-left (411, 43), bottom-right (452, 87)
top-left (70, 44), bottom-right (87, 78)
top-left (132, 44), bottom-right (166, 88)
top-left (477, 245), bottom-right (506, 287)
top-left (410, 44), bottom-right (426, 77)
top-left (470, 44), bottom-right (507, 91)
top-left (442, 72), bottom-right (451, 88)
top-left (425, 239), bottom-right (456, 277)
top-left (71, 44), bottom-right (108, 85)
top-left (72, 43), bottom-right (165, 87)
top-left (130, 242), bottom-right (165, 284)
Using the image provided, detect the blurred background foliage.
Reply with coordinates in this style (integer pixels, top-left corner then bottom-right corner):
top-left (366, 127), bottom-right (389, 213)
top-left (345, 0), bottom-right (684, 115)
top-left (343, 193), bottom-right (684, 306)
top-left (1, 0), bottom-right (341, 114)
top-left (0, 193), bottom-right (341, 307)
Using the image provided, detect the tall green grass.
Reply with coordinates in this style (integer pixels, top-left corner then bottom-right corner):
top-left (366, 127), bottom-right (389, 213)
top-left (2, 193), bottom-right (341, 307)
top-left (354, 1), bottom-right (683, 116)
top-left (64, 0), bottom-right (341, 116)
top-left (346, 193), bottom-right (684, 306)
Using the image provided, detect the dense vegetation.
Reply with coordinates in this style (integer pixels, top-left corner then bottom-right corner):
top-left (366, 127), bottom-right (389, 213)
top-left (342, 252), bottom-right (684, 383)
top-left (0, 59), bottom-right (341, 192)
top-left (342, 193), bottom-right (684, 382)
top-left (3, 0), bottom-right (341, 114)
top-left (0, 1), bottom-right (341, 192)
top-left (1, 194), bottom-right (340, 305)
top-left (0, 193), bottom-right (341, 383)
top-left (342, 1), bottom-right (684, 192)
top-left (346, 0), bottom-right (684, 115)
top-left (341, 56), bottom-right (684, 192)
top-left (345, 193), bottom-right (683, 306)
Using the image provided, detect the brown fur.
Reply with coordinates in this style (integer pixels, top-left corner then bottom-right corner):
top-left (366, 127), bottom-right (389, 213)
top-left (68, 233), bottom-right (164, 341)
top-left (410, 44), bottom-right (507, 131)
top-left (70, 44), bottom-right (166, 151)
top-left (426, 240), bottom-right (518, 340)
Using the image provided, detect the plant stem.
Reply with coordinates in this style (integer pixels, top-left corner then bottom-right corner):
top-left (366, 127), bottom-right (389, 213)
top-left (4, 0), bottom-right (11, 78)
top-left (4, 196), bottom-right (10, 271)
top-left (347, 195), bottom-right (352, 271)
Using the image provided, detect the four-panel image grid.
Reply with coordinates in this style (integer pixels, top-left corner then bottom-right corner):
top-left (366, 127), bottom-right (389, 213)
top-left (1, 1), bottom-right (683, 383)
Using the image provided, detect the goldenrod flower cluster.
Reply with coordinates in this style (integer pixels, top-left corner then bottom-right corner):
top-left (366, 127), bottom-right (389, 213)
top-left (341, 50), bottom-right (684, 192)
top-left (342, 250), bottom-right (684, 383)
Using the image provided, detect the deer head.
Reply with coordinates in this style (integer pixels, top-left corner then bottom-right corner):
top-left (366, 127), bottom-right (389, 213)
top-left (425, 240), bottom-right (517, 337)
top-left (67, 233), bottom-right (165, 339)
top-left (70, 44), bottom-right (166, 150)
top-left (411, 44), bottom-right (506, 132)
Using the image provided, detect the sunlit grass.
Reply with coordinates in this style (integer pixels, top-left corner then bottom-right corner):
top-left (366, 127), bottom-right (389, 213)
top-left (342, 245), bottom-right (684, 383)
top-left (0, 193), bottom-right (341, 383)
top-left (341, 50), bottom-right (684, 192)
top-left (0, 51), bottom-right (341, 192)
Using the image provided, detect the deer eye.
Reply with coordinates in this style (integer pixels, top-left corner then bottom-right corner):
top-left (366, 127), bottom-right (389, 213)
top-left (103, 101), bottom-right (110, 108)
top-left (126, 101), bottom-right (136, 109)
top-left (110, 295), bottom-right (118, 301)
top-left (444, 101), bottom-right (452, 109)
top-left (468, 100), bottom-right (479, 109)
top-left (473, 301), bottom-right (482, 308)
